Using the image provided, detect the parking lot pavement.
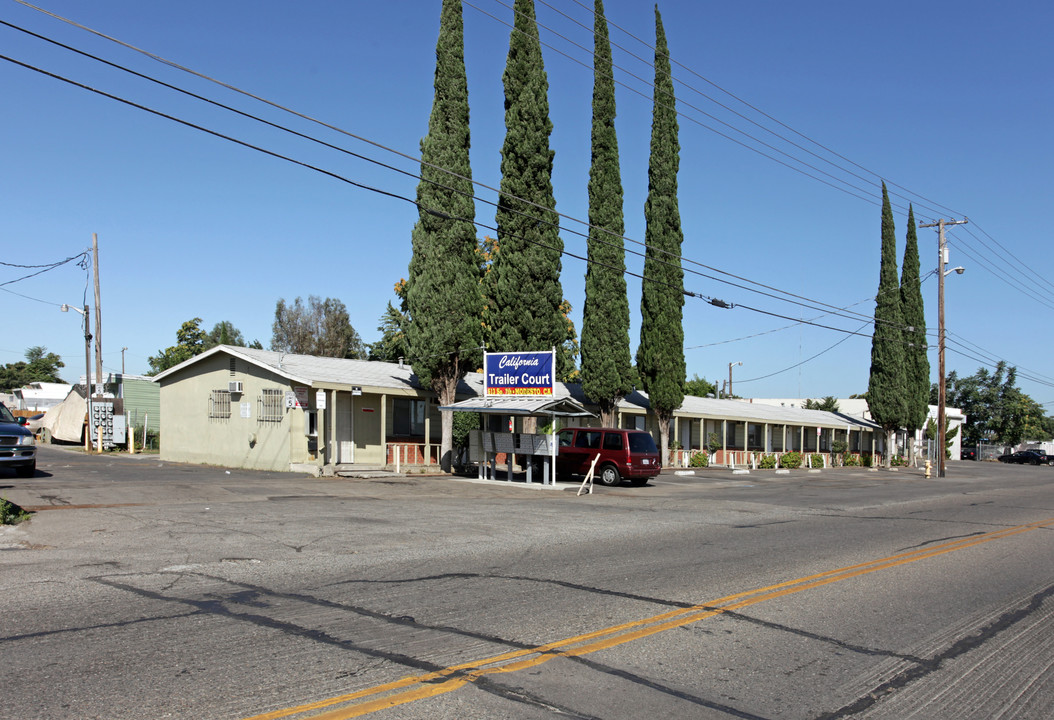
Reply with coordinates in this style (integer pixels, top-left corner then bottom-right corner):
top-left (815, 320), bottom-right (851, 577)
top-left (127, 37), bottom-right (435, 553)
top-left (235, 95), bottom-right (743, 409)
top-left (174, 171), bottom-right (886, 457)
top-left (0, 445), bottom-right (996, 516)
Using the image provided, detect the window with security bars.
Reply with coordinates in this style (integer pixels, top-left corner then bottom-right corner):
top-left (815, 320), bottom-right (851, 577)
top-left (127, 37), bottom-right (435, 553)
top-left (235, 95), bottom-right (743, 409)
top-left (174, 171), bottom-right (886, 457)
top-left (259, 388), bottom-right (284, 423)
top-left (209, 390), bottom-right (231, 419)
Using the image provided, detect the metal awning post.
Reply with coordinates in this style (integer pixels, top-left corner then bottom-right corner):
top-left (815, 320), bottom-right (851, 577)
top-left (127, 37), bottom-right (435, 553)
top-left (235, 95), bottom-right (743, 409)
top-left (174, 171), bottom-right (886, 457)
top-left (550, 411), bottom-right (556, 486)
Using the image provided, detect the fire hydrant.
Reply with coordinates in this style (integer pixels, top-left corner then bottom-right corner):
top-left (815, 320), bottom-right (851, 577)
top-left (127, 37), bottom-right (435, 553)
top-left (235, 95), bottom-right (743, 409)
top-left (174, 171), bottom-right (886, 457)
top-left (925, 459), bottom-right (932, 478)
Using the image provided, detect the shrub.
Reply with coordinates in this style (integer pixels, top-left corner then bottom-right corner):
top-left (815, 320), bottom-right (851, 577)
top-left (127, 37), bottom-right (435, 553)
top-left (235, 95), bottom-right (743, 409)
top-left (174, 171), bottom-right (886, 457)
top-left (690, 450), bottom-right (709, 468)
top-left (861, 453), bottom-right (873, 467)
top-left (831, 439), bottom-right (848, 455)
top-left (891, 454), bottom-right (907, 467)
top-left (758, 454), bottom-right (777, 469)
top-left (780, 451), bottom-right (802, 469)
top-left (844, 453), bottom-right (861, 467)
top-left (810, 453), bottom-right (824, 468)
top-left (0, 497), bottom-right (30, 525)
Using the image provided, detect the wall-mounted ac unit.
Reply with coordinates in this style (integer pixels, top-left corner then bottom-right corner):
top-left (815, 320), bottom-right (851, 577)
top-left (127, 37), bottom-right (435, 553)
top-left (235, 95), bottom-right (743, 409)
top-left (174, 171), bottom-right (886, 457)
top-left (228, 381), bottom-right (244, 393)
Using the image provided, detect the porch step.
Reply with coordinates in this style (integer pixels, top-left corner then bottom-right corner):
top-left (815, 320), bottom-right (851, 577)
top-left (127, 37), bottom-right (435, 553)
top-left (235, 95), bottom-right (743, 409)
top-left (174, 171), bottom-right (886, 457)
top-left (333, 464), bottom-right (395, 479)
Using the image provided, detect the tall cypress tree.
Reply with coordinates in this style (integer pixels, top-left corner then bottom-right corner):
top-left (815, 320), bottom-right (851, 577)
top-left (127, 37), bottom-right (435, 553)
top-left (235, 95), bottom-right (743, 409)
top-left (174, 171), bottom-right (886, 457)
top-left (900, 205), bottom-right (929, 463)
top-left (581, 0), bottom-right (633, 427)
top-left (489, 0), bottom-right (567, 387)
top-left (637, 6), bottom-right (685, 464)
top-left (867, 182), bottom-right (908, 467)
top-left (405, 0), bottom-right (481, 472)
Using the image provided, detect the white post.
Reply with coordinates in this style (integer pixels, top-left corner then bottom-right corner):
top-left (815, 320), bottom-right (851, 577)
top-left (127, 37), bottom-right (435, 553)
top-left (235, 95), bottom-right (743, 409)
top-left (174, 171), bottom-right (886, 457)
top-left (395, 444), bottom-right (400, 474)
top-left (127, 412), bottom-right (134, 453)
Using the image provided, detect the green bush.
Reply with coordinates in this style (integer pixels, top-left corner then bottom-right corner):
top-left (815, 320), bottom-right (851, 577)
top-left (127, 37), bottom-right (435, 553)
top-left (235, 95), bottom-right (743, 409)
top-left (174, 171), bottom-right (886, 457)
top-left (844, 453), bottom-right (861, 467)
top-left (779, 452), bottom-right (802, 469)
top-left (690, 451), bottom-right (709, 468)
top-left (758, 454), bottom-right (777, 469)
top-left (831, 439), bottom-right (848, 455)
top-left (0, 497), bottom-right (30, 525)
top-left (891, 454), bottom-right (907, 467)
top-left (861, 453), bottom-right (873, 467)
top-left (810, 453), bottom-right (824, 468)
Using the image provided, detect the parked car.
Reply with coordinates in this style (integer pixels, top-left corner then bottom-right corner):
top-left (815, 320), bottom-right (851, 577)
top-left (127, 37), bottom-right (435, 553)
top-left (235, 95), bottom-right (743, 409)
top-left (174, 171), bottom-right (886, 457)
top-left (0, 402), bottom-right (36, 477)
top-left (556, 427), bottom-right (661, 486)
top-left (997, 450), bottom-right (1054, 466)
top-left (960, 448), bottom-right (977, 461)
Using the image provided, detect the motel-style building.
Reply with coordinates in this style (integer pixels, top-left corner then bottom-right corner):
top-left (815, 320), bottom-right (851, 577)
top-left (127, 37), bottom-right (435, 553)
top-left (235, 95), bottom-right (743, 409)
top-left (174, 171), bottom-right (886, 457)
top-left (153, 346), bottom-right (896, 475)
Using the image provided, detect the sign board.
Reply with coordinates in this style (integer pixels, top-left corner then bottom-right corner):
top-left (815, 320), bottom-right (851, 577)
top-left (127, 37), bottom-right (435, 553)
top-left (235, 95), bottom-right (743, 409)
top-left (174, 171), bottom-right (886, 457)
top-left (295, 387), bottom-right (309, 408)
top-left (484, 351), bottom-right (555, 397)
top-left (316, 389), bottom-right (327, 410)
top-left (285, 391), bottom-right (297, 409)
top-left (352, 386), bottom-right (362, 396)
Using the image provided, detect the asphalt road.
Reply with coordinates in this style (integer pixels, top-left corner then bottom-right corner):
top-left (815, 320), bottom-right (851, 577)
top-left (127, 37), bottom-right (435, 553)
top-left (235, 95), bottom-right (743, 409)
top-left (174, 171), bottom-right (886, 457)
top-left (2, 446), bottom-right (1053, 719)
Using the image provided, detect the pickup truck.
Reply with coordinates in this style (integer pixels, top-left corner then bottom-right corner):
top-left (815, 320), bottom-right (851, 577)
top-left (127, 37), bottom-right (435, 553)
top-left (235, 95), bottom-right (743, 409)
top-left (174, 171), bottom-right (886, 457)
top-left (997, 450), bottom-right (1054, 466)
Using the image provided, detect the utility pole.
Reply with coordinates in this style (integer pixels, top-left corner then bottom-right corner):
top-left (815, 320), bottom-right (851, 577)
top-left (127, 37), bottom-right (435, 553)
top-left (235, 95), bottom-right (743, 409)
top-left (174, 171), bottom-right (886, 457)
top-left (920, 217), bottom-right (968, 478)
top-left (92, 233), bottom-right (103, 394)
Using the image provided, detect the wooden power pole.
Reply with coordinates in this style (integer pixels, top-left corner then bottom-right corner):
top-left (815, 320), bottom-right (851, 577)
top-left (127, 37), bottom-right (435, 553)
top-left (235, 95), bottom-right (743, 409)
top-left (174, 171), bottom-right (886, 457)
top-left (92, 233), bottom-right (103, 393)
top-left (919, 217), bottom-right (968, 478)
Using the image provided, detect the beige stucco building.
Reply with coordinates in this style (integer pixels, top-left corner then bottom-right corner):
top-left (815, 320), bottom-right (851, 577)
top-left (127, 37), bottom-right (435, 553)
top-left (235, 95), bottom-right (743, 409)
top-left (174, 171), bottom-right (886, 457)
top-left (153, 345), bottom-right (474, 473)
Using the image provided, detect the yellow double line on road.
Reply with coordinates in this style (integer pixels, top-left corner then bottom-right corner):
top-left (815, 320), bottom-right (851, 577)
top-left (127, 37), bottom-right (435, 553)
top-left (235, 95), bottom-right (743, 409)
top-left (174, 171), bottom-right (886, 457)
top-left (245, 517), bottom-right (1054, 720)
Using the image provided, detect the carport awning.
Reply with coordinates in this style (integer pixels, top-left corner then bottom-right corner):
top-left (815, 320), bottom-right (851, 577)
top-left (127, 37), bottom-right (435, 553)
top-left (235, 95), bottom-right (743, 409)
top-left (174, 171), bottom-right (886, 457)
top-left (439, 396), bottom-right (594, 417)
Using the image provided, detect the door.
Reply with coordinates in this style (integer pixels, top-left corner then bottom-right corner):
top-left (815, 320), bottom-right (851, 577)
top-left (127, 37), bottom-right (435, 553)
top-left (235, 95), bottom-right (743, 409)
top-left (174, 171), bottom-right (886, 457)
top-left (336, 393), bottom-right (354, 464)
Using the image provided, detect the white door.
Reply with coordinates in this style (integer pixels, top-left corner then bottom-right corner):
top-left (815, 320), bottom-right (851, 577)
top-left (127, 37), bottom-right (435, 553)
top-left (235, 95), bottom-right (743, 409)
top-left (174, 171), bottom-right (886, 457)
top-left (336, 393), bottom-right (354, 463)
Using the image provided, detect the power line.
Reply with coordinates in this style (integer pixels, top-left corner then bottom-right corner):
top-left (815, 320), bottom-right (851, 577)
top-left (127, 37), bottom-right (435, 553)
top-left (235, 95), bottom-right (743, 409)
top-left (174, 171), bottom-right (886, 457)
top-left (3, 18), bottom-right (924, 339)
top-left (560, 0), bottom-right (963, 222)
top-left (7, 6), bottom-right (1045, 389)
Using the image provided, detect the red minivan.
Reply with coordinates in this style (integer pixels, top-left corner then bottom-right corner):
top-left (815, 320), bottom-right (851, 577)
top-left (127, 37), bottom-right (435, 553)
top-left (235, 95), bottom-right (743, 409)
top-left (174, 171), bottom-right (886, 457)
top-left (556, 427), bottom-right (661, 486)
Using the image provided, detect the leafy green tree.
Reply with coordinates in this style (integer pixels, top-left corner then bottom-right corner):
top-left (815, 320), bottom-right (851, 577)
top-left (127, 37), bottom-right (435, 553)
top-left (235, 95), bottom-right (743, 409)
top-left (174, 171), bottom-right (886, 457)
top-left (867, 183), bottom-right (908, 466)
top-left (637, 6), bottom-right (685, 464)
top-left (147, 318), bottom-right (208, 375)
top-left (271, 296), bottom-right (365, 359)
top-left (940, 362), bottom-right (1050, 447)
top-left (0, 346), bottom-right (65, 390)
top-left (403, 0), bottom-right (483, 472)
top-left (206, 321), bottom-right (246, 348)
top-left (580, 0), bottom-right (634, 427)
top-left (488, 0), bottom-right (569, 394)
top-left (369, 301), bottom-right (410, 363)
top-left (900, 205), bottom-right (929, 461)
top-left (684, 374), bottom-right (715, 398)
top-left (925, 416), bottom-right (959, 459)
top-left (803, 396), bottom-right (840, 412)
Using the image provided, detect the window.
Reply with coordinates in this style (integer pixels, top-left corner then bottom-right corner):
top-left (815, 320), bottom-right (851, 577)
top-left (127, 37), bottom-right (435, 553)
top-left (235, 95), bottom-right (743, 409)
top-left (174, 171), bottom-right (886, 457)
top-left (259, 388), bottom-right (284, 423)
top-left (209, 390), bottom-right (231, 419)
top-left (393, 398), bottom-right (425, 437)
top-left (574, 431), bottom-right (601, 449)
top-left (602, 432), bottom-right (624, 451)
top-left (229, 358), bottom-right (236, 377)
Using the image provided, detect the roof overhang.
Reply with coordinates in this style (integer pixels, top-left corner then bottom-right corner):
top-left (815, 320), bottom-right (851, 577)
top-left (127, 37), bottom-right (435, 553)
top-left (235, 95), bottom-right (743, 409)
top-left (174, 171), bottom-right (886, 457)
top-left (439, 396), bottom-right (595, 417)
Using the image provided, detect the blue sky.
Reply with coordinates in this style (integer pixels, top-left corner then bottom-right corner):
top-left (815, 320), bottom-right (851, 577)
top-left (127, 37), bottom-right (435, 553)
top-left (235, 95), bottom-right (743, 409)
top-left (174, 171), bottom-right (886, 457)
top-left (3, 0), bottom-right (1052, 404)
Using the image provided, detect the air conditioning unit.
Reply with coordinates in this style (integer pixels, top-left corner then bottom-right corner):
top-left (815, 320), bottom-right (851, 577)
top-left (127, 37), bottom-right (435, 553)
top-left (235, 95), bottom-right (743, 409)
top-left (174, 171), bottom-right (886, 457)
top-left (228, 381), bottom-right (244, 394)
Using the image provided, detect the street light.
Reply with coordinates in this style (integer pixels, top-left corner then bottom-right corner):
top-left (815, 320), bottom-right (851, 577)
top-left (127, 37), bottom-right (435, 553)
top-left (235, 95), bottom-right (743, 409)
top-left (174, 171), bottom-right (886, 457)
top-left (728, 361), bottom-right (743, 399)
top-left (61, 303), bottom-right (93, 451)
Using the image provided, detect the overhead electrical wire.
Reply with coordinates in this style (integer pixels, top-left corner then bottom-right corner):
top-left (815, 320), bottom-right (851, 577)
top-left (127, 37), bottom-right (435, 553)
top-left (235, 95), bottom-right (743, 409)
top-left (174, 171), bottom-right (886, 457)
top-left (560, 0), bottom-right (963, 222)
top-left (4, 4), bottom-right (1043, 386)
top-left (14, 0), bottom-right (1030, 350)
top-left (6, 52), bottom-right (930, 361)
top-left (0, 17), bottom-right (926, 341)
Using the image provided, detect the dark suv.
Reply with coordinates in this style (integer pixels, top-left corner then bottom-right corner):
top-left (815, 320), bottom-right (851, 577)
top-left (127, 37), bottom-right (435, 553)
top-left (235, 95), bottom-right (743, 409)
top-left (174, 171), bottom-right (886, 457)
top-left (556, 427), bottom-right (661, 486)
top-left (0, 402), bottom-right (36, 477)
